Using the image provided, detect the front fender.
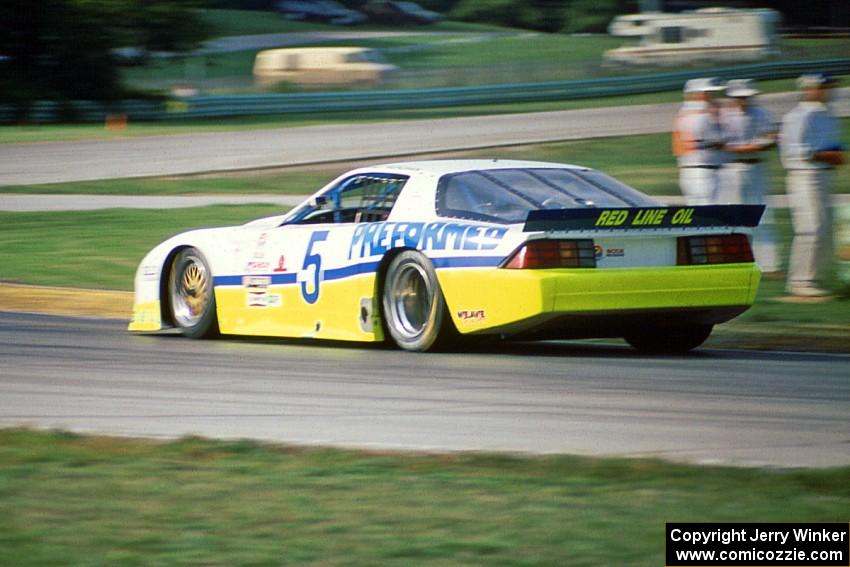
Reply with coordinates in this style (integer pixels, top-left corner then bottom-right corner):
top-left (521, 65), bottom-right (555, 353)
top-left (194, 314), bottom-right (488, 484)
top-left (128, 227), bottom-right (238, 332)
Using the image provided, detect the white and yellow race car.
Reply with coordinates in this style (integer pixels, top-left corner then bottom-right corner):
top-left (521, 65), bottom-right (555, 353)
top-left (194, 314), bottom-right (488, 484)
top-left (129, 160), bottom-right (763, 352)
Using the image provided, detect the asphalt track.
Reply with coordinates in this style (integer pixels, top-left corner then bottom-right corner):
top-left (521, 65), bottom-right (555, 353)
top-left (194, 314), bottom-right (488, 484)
top-left (1, 311), bottom-right (847, 468)
top-left (3, 90), bottom-right (848, 186)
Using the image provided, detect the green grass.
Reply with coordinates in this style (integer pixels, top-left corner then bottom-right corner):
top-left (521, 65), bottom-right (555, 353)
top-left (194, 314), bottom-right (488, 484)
top-left (0, 206), bottom-right (282, 290)
top-left (0, 171), bottom-right (337, 196)
top-left (783, 37), bottom-right (850, 60)
top-left (1, 428), bottom-right (848, 567)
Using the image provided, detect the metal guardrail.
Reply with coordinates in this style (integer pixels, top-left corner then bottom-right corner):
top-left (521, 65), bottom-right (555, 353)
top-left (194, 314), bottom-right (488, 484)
top-left (3, 58), bottom-right (849, 124)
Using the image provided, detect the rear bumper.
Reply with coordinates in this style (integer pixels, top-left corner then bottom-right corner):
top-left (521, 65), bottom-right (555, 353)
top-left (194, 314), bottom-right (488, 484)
top-left (438, 263), bottom-right (761, 337)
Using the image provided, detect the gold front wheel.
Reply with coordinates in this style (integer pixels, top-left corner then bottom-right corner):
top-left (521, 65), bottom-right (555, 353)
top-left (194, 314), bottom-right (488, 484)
top-left (168, 248), bottom-right (219, 339)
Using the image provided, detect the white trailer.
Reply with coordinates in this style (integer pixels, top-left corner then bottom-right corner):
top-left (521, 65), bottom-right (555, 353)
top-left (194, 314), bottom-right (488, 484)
top-left (605, 8), bottom-right (781, 65)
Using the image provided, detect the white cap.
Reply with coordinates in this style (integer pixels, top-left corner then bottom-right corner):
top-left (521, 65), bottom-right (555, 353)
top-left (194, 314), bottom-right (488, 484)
top-left (797, 73), bottom-right (838, 89)
top-left (684, 77), bottom-right (725, 94)
top-left (726, 78), bottom-right (759, 97)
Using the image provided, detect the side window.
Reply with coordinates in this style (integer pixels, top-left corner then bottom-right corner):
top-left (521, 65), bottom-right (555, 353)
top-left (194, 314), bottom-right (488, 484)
top-left (660, 26), bottom-right (684, 43)
top-left (287, 173), bottom-right (409, 225)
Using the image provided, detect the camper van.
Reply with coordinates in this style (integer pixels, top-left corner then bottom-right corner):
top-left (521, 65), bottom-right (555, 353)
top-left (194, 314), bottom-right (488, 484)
top-left (253, 47), bottom-right (397, 87)
top-left (605, 8), bottom-right (781, 65)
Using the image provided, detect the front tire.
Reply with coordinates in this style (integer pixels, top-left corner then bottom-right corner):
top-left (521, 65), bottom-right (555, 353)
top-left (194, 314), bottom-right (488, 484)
top-left (624, 324), bottom-right (712, 354)
top-left (382, 251), bottom-right (450, 352)
top-left (168, 248), bottom-right (219, 339)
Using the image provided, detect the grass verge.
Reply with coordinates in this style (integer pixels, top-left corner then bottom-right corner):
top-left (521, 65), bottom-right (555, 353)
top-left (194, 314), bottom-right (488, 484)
top-left (0, 205), bottom-right (281, 290)
top-left (1, 428), bottom-right (848, 567)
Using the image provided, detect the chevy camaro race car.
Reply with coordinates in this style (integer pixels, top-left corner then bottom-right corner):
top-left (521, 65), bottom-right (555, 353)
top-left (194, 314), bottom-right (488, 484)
top-left (129, 160), bottom-right (763, 353)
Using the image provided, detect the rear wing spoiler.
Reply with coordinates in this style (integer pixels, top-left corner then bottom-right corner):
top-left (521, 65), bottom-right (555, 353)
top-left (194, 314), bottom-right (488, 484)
top-left (523, 205), bottom-right (765, 232)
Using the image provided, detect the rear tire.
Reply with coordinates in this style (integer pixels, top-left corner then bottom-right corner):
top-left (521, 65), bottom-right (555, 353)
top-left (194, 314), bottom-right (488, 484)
top-left (382, 251), bottom-right (450, 352)
top-left (168, 248), bottom-right (219, 339)
top-left (624, 324), bottom-right (712, 354)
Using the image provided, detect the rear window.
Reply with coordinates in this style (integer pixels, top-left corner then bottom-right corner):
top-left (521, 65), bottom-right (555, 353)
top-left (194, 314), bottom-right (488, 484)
top-left (436, 168), bottom-right (658, 224)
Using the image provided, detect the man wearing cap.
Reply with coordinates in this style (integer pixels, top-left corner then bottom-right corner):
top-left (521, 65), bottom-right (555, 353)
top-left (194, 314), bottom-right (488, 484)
top-left (673, 77), bottom-right (726, 205)
top-left (720, 79), bottom-right (780, 273)
top-left (779, 73), bottom-right (846, 298)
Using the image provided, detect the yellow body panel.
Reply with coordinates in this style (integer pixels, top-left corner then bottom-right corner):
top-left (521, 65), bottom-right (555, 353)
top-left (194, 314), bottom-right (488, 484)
top-left (215, 274), bottom-right (382, 342)
top-left (130, 263), bottom-right (760, 340)
top-left (439, 264), bottom-right (761, 334)
top-left (128, 300), bottom-right (162, 332)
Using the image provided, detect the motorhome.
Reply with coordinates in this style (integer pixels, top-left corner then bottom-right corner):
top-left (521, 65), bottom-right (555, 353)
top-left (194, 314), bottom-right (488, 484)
top-left (605, 8), bottom-right (781, 65)
top-left (253, 47), bottom-right (396, 87)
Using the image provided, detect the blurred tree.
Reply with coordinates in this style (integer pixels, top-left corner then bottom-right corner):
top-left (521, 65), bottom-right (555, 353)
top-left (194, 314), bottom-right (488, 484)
top-left (450, 0), bottom-right (567, 33)
top-left (206, 0), bottom-right (276, 10)
top-left (564, 0), bottom-right (636, 33)
top-left (0, 0), bottom-right (208, 104)
top-left (448, 0), bottom-right (635, 33)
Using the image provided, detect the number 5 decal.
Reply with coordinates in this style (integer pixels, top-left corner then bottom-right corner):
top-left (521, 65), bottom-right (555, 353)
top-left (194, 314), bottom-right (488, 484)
top-left (301, 230), bottom-right (328, 304)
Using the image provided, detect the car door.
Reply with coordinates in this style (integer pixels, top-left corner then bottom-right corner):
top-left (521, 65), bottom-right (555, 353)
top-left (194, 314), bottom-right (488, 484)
top-left (218, 173), bottom-right (410, 341)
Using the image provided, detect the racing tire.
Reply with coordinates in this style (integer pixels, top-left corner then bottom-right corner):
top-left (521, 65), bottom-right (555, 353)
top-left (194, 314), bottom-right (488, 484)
top-left (382, 251), bottom-right (451, 352)
top-left (168, 248), bottom-right (219, 339)
top-left (624, 323), bottom-right (713, 354)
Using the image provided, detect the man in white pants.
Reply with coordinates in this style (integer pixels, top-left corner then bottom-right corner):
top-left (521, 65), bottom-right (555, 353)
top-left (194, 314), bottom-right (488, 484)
top-left (673, 78), bottom-right (726, 205)
top-left (780, 73), bottom-right (846, 298)
top-left (720, 79), bottom-right (780, 274)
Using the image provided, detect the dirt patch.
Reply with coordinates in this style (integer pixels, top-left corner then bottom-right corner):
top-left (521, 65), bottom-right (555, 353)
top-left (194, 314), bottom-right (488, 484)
top-left (0, 283), bottom-right (132, 319)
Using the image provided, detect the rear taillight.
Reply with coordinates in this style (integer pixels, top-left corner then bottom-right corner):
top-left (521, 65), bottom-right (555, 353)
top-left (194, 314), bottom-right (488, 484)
top-left (677, 234), bottom-right (754, 265)
top-left (503, 239), bottom-right (596, 269)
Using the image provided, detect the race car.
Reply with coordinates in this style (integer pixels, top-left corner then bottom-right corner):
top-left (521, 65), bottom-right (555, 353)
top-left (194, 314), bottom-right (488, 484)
top-left (129, 160), bottom-right (763, 353)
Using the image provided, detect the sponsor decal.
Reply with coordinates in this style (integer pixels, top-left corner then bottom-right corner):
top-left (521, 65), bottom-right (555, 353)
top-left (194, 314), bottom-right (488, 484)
top-left (457, 309), bottom-right (486, 322)
top-left (349, 222), bottom-right (508, 259)
top-left (243, 275), bottom-right (280, 308)
top-left (253, 232), bottom-right (268, 260)
top-left (525, 205), bottom-right (764, 232)
top-left (593, 246), bottom-right (625, 259)
top-left (595, 208), bottom-right (695, 227)
top-left (243, 275), bottom-right (271, 288)
top-left (246, 260), bottom-right (270, 272)
top-left (273, 255), bottom-right (288, 272)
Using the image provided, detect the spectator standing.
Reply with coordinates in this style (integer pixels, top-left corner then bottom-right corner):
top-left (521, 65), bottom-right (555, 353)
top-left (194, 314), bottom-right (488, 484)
top-left (720, 79), bottom-right (780, 274)
top-left (779, 73), bottom-right (846, 299)
top-left (673, 78), bottom-right (726, 205)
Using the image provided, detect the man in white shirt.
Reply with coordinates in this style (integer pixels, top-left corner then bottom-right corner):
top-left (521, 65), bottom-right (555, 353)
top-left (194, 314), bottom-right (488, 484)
top-left (780, 73), bottom-right (846, 299)
top-left (720, 79), bottom-right (780, 273)
top-left (673, 77), bottom-right (726, 205)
